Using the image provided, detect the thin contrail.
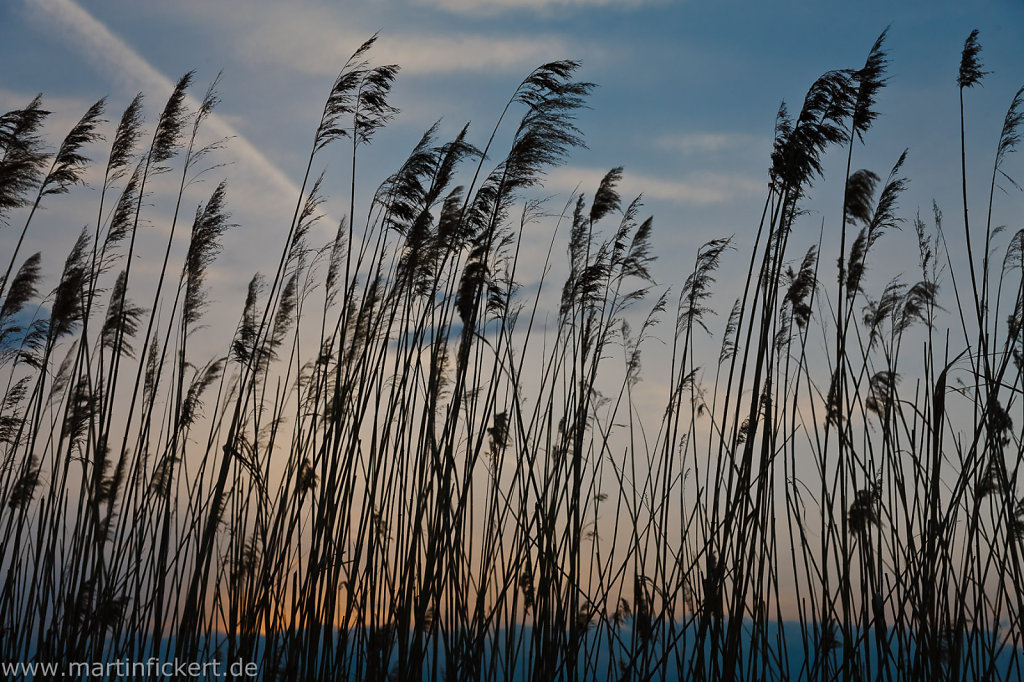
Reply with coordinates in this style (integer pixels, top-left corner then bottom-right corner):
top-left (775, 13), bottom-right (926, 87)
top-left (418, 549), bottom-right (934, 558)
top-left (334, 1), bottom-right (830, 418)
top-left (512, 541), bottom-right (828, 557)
top-left (26, 0), bottom-right (304, 205)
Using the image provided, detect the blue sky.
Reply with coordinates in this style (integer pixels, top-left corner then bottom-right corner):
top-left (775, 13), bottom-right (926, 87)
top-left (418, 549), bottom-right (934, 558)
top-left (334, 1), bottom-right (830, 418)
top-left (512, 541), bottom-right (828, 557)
top-left (1, 0), bottom-right (1023, 346)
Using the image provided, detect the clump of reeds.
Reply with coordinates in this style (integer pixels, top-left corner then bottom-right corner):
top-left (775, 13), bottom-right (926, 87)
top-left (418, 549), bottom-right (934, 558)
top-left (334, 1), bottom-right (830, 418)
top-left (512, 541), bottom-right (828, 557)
top-left (0, 27), bottom-right (1022, 682)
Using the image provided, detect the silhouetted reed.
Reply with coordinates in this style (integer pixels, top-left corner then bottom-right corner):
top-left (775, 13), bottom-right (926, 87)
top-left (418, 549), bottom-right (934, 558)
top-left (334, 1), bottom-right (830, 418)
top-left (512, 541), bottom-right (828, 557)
top-left (0, 29), bottom-right (1022, 682)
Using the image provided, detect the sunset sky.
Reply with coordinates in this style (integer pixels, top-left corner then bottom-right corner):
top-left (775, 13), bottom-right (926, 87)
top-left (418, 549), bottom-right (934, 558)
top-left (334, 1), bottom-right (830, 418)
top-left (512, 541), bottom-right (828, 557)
top-left (3, 0), bottom-right (1022, 305)
top-left (3, 1), bottom-right (1024, 662)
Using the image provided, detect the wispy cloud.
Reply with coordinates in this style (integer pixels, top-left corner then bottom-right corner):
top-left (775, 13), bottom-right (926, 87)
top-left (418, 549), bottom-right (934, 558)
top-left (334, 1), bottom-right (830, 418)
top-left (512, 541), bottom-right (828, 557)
top-left (417, 0), bottom-right (662, 15)
top-left (544, 166), bottom-right (765, 205)
top-left (223, 4), bottom-right (571, 76)
top-left (654, 132), bottom-right (767, 156)
top-left (377, 33), bottom-right (572, 75)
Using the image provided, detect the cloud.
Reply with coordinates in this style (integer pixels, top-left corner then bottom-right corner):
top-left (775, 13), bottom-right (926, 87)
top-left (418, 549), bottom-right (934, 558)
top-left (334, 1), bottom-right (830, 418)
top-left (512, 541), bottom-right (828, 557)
top-left (375, 33), bottom-right (571, 75)
top-left (225, 4), bottom-right (571, 76)
top-left (544, 166), bottom-right (765, 205)
top-left (418, 0), bottom-right (661, 15)
top-left (654, 132), bottom-right (767, 156)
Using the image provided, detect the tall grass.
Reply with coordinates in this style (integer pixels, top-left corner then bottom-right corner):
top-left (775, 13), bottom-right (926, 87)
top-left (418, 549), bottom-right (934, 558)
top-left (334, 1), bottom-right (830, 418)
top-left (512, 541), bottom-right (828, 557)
top-left (0, 30), bottom-right (1023, 681)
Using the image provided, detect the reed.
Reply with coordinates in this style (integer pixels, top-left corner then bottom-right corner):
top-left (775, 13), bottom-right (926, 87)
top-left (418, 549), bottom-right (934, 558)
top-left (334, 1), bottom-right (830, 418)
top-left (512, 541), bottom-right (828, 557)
top-left (0, 28), bottom-right (1022, 682)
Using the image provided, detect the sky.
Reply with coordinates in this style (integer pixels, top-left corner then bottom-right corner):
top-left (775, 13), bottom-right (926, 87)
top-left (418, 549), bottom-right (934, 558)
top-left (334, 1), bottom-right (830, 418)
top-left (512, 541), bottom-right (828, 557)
top-left (2, 0), bottom-right (1024, 632)
top-left (1, 0), bottom-right (1023, 384)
